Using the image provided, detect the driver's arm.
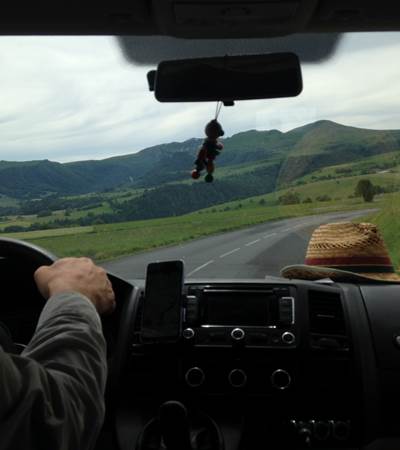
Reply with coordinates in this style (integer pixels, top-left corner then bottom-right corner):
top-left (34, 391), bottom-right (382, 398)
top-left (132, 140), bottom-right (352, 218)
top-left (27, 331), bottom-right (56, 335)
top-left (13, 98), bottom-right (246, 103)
top-left (0, 258), bottom-right (115, 450)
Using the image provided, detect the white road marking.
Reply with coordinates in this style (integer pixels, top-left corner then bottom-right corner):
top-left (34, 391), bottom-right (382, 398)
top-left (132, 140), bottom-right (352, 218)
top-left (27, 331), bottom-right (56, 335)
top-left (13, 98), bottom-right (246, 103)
top-left (187, 260), bottom-right (214, 276)
top-left (220, 248), bottom-right (240, 258)
top-left (245, 239), bottom-right (261, 247)
top-left (281, 228), bottom-right (293, 233)
top-left (263, 232), bottom-right (277, 239)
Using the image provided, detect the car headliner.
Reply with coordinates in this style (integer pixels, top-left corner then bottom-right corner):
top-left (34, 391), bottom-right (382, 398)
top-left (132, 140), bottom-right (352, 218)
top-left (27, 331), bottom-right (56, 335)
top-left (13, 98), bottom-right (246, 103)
top-left (1, 1), bottom-right (400, 37)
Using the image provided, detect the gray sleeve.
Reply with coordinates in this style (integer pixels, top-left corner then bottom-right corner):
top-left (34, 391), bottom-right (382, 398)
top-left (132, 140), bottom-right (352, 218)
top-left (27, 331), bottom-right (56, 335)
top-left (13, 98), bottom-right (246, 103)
top-left (0, 291), bottom-right (107, 450)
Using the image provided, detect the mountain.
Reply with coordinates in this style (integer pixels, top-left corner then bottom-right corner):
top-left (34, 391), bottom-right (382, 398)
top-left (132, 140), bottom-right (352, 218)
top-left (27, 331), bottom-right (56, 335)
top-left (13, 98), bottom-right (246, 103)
top-left (0, 139), bottom-right (202, 198)
top-left (278, 120), bottom-right (400, 183)
top-left (1, 120), bottom-right (400, 199)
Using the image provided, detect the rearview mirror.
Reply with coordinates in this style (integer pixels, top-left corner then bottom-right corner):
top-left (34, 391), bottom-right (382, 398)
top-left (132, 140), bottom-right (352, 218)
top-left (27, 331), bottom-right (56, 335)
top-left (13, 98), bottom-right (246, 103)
top-left (148, 53), bottom-right (302, 103)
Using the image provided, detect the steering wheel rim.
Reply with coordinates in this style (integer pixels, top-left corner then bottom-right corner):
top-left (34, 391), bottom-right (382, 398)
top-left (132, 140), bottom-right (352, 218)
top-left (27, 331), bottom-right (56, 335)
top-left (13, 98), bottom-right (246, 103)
top-left (0, 237), bottom-right (57, 267)
top-left (0, 238), bottom-right (58, 346)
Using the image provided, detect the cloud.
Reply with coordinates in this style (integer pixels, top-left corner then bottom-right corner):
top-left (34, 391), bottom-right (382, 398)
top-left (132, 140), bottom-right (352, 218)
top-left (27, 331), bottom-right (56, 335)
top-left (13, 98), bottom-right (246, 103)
top-left (0, 33), bottom-right (400, 162)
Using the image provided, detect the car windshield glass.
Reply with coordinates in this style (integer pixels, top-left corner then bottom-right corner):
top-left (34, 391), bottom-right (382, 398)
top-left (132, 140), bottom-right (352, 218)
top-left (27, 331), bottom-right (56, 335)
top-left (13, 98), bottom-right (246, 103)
top-left (0, 33), bottom-right (399, 280)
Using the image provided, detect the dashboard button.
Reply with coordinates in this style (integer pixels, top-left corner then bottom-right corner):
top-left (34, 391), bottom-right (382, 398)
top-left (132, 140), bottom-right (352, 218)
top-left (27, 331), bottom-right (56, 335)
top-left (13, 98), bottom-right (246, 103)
top-left (279, 296), bottom-right (295, 325)
top-left (231, 328), bottom-right (245, 341)
top-left (185, 367), bottom-right (205, 388)
top-left (228, 369), bottom-right (247, 388)
top-left (282, 331), bottom-right (296, 345)
top-left (183, 328), bottom-right (195, 340)
top-left (271, 369), bottom-right (291, 390)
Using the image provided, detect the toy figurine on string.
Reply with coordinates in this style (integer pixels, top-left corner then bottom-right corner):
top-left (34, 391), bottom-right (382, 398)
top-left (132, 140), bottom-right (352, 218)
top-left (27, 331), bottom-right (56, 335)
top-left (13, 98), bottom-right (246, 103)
top-left (191, 102), bottom-right (225, 183)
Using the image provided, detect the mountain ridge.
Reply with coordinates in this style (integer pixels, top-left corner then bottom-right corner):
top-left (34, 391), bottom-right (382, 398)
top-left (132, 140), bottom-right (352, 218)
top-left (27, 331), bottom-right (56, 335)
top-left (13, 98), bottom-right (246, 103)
top-left (2, 120), bottom-right (400, 198)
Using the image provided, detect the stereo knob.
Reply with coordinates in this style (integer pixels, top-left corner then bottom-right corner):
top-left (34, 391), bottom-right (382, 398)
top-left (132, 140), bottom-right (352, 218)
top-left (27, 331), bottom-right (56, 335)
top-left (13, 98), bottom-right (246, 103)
top-left (183, 328), bottom-right (195, 340)
top-left (332, 421), bottom-right (350, 441)
top-left (282, 331), bottom-right (296, 345)
top-left (313, 420), bottom-right (331, 440)
top-left (185, 367), bottom-right (205, 388)
top-left (231, 328), bottom-right (245, 341)
top-left (228, 369), bottom-right (247, 388)
top-left (271, 369), bottom-right (291, 390)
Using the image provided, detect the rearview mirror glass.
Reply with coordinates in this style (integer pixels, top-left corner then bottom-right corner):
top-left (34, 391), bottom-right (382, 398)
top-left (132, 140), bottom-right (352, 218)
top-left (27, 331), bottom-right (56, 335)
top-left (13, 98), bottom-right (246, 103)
top-left (148, 52), bottom-right (302, 103)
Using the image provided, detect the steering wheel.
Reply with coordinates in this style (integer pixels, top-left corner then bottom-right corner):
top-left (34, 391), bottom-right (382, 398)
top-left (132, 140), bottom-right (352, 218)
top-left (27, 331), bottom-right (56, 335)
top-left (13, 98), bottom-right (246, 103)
top-left (0, 236), bottom-right (57, 267)
top-left (0, 237), bottom-right (58, 345)
top-left (0, 237), bottom-right (129, 378)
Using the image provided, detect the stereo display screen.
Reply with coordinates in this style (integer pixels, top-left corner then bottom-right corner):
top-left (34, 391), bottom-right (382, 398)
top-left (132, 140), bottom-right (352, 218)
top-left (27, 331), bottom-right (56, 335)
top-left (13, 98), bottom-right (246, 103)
top-left (203, 291), bottom-right (276, 326)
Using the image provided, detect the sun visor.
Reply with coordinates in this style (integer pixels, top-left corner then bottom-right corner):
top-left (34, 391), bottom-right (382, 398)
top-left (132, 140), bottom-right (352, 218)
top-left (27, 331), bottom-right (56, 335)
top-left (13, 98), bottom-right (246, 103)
top-left (117, 33), bottom-right (343, 66)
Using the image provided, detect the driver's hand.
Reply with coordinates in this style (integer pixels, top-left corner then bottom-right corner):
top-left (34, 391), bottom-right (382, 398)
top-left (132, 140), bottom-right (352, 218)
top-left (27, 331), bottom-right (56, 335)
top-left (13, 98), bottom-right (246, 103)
top-left (34, 257), bottom-right (116, 315)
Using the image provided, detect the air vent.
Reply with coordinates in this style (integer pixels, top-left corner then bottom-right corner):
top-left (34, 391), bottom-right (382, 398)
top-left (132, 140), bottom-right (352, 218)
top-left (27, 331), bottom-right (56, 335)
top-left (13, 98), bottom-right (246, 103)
top-left (308, 290), bottom-right (346, 336)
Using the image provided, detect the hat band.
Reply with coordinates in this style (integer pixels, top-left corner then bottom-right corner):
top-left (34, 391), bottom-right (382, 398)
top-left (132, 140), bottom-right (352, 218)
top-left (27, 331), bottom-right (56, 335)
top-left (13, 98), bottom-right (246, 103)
top-left (306, 256), bottom-right (393, 267)
top-left (328, 265), bottom-right (395, 274)
top-left (306, 256), bottom-right (395, 274)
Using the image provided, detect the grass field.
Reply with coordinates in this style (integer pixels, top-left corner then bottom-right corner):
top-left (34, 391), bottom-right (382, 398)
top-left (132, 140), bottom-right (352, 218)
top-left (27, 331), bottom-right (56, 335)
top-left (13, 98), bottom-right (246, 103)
top-left (0, 196), bottom-right (368, 261)
top-left (358, 193), bottom-right (400, 269)
top-left (2, 226), bottom-right (94, 240)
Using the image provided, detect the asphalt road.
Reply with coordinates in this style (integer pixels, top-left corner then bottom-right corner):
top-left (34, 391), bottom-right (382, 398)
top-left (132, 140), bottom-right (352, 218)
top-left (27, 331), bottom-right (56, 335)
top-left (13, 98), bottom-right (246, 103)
top-left (102, 210), bottom-right (375, 280)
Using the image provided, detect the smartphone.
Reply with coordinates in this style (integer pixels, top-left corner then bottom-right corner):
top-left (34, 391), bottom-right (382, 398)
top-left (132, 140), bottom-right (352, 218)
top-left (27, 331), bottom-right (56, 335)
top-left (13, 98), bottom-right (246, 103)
top-left (141, 260), bottom-right (184, 344)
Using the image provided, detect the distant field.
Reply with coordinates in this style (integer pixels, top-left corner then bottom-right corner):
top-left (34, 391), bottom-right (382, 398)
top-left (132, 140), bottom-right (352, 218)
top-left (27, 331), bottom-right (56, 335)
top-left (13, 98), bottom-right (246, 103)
top-left (284, 173), bottom-right (398, 199)
top-left (2, 226), bottom-right (94, 240)
top-left (1, 197), bottom-right (368, 261)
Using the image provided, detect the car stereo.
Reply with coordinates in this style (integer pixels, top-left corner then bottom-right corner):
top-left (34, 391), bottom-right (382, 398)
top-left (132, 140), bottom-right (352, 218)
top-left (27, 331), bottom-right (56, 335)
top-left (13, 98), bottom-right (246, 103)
top-left (182, 284), bottom-right (297, 348)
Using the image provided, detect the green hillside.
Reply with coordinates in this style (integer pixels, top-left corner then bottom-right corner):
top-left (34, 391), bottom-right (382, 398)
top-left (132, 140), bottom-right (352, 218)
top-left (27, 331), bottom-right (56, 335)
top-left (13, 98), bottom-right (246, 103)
top-left (2, 120), bottom-right (400, 199)
top-left (278, 121), bottom-right (400, 183)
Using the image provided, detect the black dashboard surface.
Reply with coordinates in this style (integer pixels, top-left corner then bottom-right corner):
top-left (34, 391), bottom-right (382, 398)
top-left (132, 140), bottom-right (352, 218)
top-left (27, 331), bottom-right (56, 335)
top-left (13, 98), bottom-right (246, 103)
top-left (106, 277), bottom-right (400, 450)
top-left (3, 259), bottom-right (400, 450)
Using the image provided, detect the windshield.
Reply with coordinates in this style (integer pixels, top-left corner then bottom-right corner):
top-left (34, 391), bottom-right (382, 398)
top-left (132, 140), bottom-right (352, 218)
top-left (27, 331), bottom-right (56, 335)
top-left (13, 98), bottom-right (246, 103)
top-left (0, 33), bottom-right (399, 280)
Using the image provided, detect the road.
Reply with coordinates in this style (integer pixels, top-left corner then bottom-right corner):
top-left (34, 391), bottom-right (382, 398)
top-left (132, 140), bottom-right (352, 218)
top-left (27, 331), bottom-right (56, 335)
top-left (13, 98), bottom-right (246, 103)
top-left (102, 210), bottom-right (375, 280)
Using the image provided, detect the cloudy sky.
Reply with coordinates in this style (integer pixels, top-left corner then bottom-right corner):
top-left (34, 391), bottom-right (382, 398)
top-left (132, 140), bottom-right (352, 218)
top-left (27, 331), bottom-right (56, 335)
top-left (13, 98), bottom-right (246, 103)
top-left (0, 33), bottom-right (400, 162)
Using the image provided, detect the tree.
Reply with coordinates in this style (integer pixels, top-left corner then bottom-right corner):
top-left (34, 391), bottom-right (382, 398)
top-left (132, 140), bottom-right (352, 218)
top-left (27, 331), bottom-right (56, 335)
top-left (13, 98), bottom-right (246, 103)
top-left (355, 179), bottom-right (375, 202)
top-left (278, 191), bottom-right (301, 205)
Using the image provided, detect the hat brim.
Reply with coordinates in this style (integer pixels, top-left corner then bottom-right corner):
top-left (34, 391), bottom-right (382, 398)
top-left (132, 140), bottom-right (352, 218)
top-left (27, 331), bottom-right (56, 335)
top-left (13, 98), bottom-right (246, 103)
top-left (281, 265), bottom-right (400, 283)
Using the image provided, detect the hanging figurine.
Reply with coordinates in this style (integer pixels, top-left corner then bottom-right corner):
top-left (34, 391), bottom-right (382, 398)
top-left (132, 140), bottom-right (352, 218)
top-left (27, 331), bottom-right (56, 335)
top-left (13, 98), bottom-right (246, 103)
top-left (191, 102), bottom-right (224, 183)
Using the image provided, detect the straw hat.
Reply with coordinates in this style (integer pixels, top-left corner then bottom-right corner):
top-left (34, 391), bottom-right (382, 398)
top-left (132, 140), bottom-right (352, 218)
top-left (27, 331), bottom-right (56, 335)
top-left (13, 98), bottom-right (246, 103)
top-left (281, 222), bottom-right (400, 283)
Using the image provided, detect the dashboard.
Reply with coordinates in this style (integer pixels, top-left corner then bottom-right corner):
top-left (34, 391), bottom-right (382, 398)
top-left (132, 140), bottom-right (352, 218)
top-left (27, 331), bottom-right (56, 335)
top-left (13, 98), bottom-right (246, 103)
top-left (2, 243), bottom-right (400, 450)
top-left (103, 276), bottom-right (400, 450)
